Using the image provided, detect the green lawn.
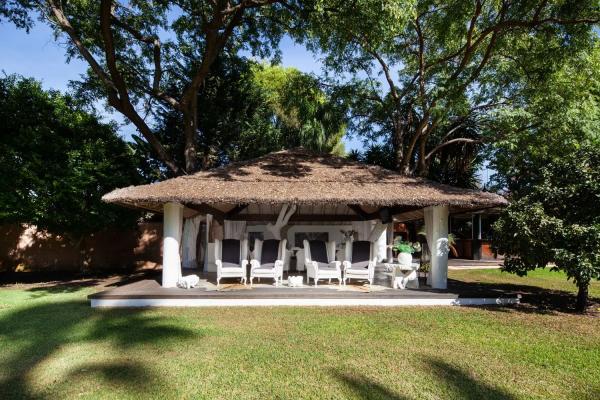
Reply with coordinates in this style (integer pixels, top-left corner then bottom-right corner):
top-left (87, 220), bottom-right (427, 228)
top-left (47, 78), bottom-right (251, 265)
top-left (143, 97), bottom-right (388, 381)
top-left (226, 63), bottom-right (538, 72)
top-left (0, 271), bottom-right (599, 400)
top-left (449, 268), bottom-right (600, 298)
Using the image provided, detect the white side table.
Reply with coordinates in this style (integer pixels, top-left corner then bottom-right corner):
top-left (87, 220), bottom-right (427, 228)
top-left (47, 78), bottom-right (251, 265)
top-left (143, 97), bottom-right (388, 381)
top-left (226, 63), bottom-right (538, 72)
top-left (384, 262), bottom-right (420, 289)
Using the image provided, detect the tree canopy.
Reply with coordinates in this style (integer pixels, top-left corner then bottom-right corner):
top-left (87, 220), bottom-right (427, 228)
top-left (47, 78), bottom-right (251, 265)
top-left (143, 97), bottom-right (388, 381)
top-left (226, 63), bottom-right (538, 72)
top-left (132, 57), bottom-right (347, 178)
top-left (0, 76), bottom-right (143, 240)
top-left (2, 0), bottom-right (297, 174)
top-left (290, 0), bottom-right (599, 179)
top-left (493, 143), bottom-right (600, 312)
top-left (490, 43), bottom-right (600, 312)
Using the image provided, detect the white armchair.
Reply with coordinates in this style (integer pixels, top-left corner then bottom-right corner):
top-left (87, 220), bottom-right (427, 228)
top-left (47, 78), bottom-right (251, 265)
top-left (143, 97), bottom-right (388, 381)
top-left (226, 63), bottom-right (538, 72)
top-left (303, 239), bottom-right (342, 286)
top-left (342, 240), bottom-right (377, 286)
top-left (250, 239), bottom-right (287, 287)
top-left (215, 238), bottom-right (248, 286)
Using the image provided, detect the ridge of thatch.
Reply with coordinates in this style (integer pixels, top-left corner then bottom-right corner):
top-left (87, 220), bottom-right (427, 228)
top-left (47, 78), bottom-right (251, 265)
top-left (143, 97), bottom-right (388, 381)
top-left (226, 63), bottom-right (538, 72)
top-left (102, 148), bottom-right (507, 212)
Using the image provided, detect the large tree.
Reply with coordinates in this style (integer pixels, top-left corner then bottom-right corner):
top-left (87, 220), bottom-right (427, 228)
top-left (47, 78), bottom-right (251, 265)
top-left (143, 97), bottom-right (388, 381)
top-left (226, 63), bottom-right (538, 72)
top-left (490, 43), bottom-right (600, 312)
top-left (291, 0), bottom-right (599, 176)
top-left (0, 75), bottom-right (143, 242)
top-left (133, 56), bottom-right (347, 178)
top-left (3, 0), bottom-right (294, 175)
top-left (493, 144), bottom-right (600, 312)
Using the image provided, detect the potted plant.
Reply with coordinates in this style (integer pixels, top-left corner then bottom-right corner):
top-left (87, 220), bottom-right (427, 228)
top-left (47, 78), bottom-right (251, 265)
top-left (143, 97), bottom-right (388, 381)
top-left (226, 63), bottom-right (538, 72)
top-left (391, 238), bottom-right (421, 267)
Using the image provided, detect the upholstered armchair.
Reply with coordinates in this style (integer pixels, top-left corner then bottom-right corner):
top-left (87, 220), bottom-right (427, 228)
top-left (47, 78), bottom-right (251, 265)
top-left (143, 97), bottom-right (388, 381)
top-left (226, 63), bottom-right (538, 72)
top-left (303, 239), bottom-right (342, 286)
top-left (250, 239), bottom-right (287, 287)
top-left (214, 238), bottom-right (248, 286)
top-left (342, 240), bottom-right (377, 286)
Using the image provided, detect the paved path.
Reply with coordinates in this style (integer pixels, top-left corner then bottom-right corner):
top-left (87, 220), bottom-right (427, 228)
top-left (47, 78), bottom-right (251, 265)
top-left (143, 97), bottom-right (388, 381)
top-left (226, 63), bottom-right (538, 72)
top-left (448, 258), bottom-right (502, 270)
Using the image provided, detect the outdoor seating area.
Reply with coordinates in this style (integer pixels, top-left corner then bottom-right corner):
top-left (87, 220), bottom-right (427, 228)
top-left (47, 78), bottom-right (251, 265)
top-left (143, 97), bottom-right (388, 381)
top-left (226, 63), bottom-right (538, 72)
top-left (89, 264), bottom-right (520, 307)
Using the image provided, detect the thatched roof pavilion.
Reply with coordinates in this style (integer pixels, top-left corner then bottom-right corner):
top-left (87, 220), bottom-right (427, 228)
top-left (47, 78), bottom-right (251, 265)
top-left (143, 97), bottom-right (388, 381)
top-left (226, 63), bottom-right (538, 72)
top-left (103, 148), bottom-right (506, 221)
top-left (103, 148), bottom-right (506, 290)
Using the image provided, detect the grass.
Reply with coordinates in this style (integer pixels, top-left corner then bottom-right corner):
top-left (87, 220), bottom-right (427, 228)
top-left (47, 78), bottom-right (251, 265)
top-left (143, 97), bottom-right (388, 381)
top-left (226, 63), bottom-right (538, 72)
top-left (0, 270), bottom-right (599, 399)
top-left (449, 268), bottom-right (600, 298)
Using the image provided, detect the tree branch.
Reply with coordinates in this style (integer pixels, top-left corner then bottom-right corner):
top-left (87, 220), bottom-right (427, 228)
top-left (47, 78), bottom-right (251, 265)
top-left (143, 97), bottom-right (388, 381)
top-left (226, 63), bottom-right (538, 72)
top-left (111, 14), bottom-right (181, 110)
top-left (99, 0), bottom-right (180, 174)
top-left (425, 138), bottom-right (482, 160)
top-left (46, 0), bottom-right (116, 94)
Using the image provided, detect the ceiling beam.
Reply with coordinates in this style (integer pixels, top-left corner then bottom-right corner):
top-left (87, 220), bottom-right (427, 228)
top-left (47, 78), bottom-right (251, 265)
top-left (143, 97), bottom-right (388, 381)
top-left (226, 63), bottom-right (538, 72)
top-left (225, 204), bottom-right (249, 219)
top-left (184, 203), bottom-right (225, 220)
top-left (348, 204), bottom-right (424, 223)
top-left (347, 204), bottom-right (375, 220)
top-left (227, 214), bottom-right (366, 222)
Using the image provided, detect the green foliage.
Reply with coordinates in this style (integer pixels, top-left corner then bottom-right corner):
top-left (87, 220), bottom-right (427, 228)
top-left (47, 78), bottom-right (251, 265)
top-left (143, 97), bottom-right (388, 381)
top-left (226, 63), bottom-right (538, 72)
top-left (392, 238), bottom-right (420, 254)
top-left (2, 0), bottom-right (299, 173)
top-left (0, 76), bottom-right (143, 239)
top-left (489, 44), bottom-right (600, 195)
top-left (135, 56), bottom-right (347, 176)
top-left (494, 144), bottom-right (600, 311)
top-left (292, 0), bottom-right (599, 181)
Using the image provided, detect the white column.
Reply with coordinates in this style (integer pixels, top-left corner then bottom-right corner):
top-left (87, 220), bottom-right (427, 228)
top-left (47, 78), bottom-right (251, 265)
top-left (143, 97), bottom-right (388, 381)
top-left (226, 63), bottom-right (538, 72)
top-left (386, 222), bottom-right (394, 262)
top-left (424, 205), bottom-right (449, 289)
top-left (162, 202), bottom-right (184, 288)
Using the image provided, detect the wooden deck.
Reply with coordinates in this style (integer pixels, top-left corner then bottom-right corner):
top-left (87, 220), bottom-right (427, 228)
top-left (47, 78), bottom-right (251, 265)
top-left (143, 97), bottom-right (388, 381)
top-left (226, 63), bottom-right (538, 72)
top-left (89, 270), bottom-right (520, 307)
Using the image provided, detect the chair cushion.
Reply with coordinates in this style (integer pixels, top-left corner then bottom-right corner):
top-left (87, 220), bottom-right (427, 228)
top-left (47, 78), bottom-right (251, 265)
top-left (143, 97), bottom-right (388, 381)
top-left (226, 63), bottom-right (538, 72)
top-left (222, 239), bottom-right (240, 264)
top-left (351, 261), bottom-right (370, 269)
top-left (222, 262), bottom-right (240, 269)
top-left (346, 267), bottom-right (369, 275)
top-left (254, 267), bottom-right (276, 274)
top-left (309, 240), bottom-right (329, 264)
top-left (316, 262), bottom-right (333, 269)
top-left (352, 241), bottom-right (371, 264)
top-left (261, 240), bottom-right (280, 265)
top-left (220, 267), bottom-right (242, 273)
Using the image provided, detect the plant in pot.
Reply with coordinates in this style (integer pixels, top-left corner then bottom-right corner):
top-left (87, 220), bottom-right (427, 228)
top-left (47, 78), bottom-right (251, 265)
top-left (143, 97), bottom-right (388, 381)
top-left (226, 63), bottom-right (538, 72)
top-left (391, 238), bottom-right (421, 267)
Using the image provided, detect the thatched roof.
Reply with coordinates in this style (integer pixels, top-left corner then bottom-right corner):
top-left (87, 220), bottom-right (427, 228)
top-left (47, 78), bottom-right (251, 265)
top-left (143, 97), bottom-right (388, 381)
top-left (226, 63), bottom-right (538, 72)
top-left (102, 148), bottom-right (507, 215)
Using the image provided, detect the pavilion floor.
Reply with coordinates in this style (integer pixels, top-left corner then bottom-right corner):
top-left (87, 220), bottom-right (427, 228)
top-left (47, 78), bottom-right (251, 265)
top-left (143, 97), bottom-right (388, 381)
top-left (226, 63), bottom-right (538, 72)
top-left (89, 267), bottom-right (519, 307)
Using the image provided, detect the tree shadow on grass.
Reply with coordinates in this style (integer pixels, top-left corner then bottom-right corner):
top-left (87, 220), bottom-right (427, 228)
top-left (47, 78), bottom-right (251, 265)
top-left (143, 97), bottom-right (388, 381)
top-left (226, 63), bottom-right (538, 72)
top-left (446, 278), bottom-right (600, 315)
top-left (332, 359), bottom-right (516, 400)
top-left (332, 370), bottom-right (409, 400)
top-left (9, 270), bottom-right (161, 298)
top-left (424, 357), bottom-right (516, 400)
top-left (0, 299), bottom-right (197, 399)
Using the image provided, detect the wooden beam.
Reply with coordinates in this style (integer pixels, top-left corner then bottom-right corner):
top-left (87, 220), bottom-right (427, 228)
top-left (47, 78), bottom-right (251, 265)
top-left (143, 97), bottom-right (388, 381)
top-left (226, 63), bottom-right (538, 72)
top-left (225, 204), bottom-right (249, 219)
top-left (347, 204), bottom-right (376, 220)
top-left (227, 214), bottom-right (366, 222)
top-left (184, 203), bottom-right (225, 220)
top-left (349, 204), bottom-right (424, 222)
top-left (388, 205), bottom-right (423, 216)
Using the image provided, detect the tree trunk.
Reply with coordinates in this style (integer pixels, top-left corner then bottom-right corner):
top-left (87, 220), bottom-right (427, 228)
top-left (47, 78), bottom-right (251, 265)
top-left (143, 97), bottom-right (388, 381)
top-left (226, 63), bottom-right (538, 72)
top-left (576, 280), bottom-right (589, 312)
top-left (416, 135), bottom-right (428, 176)
top-left (392, 122), bottom-right (404, 171)
top-left (183, 95), bottom-right (198, 173)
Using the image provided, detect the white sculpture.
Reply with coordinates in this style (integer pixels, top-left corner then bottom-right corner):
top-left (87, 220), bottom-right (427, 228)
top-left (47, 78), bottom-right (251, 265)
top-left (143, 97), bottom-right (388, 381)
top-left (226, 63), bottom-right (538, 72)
top-left (177, 274), bottom-right (200, 289)
top-left (265, 204), bottom-right (296, 240)
top-left (288, 276), bottom-right (304, 287)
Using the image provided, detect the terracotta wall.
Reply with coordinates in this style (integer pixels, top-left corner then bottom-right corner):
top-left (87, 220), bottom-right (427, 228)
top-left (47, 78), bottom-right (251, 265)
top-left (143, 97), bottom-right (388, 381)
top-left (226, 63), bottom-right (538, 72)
top-left (0, 223), bottom-right (163, 272)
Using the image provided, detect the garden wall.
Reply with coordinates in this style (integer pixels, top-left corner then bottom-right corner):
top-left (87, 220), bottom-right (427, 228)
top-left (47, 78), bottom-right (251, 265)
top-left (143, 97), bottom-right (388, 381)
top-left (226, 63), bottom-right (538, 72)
top-left (0, 223), bottom-right (162, 272)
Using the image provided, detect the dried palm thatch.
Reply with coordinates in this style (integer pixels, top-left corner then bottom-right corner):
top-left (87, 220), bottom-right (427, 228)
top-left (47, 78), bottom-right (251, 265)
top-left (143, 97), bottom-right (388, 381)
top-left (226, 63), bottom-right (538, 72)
top-left (102, 148), bottom-right (507, 213)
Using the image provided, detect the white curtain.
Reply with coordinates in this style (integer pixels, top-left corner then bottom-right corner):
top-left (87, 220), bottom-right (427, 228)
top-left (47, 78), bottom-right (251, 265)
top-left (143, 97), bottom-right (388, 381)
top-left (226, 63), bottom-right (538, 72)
top-left (224, 220), bottom-right (246, 240)
top-left (352, 221), bottom-right (372, 240)
top-left (181, 215), bottom-right (202, 269)
top-left (204, 214), bottom-right (212, 272)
